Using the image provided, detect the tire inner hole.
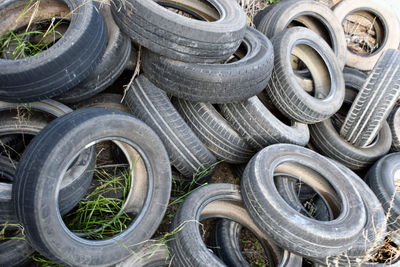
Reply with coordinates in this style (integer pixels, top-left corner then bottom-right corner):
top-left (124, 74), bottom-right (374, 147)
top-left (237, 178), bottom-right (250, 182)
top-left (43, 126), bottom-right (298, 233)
top-left (157, 0), bottom-right (219, 22)
top-left (61, 140), bottom-right (146, 241)
top-left (342, 10), bottom-right (385, 56)
top-left (291, 43), bottom-right (332, 100)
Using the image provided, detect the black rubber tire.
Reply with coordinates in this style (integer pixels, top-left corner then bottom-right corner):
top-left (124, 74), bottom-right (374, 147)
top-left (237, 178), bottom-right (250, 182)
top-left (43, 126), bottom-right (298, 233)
top-left (115, 241), bottom-right (169, 267)
top-left (333, 0), bottom-right (400, 71)
top-left (75, 93), bottom-right (129, 113)
top-left (124, 75), bottom-right (216, 181)
top-left (111, 0), bottom-right (246, 63)
top-left (13, 108), bottom-right (171, 266)
top-left (265, 27), bottom-right (345, 124)
top-left (310, 67), bottom-right (391, 171)
top-left (173, 98), bottom-right (255, 164)
top-left (366, 153), bottom-right (400, 246)
top-left (388, 107), bottom-right (400, 152)
top-left (274, 175), bottom-right (334, 222)
top-left (241, 144), bottom-right (366, 258)
top-left (55, 5), bottom-right (132, 104)
top-left (0, 156), bottom-right (17, 223)
top-left (142, 26), bottom-right (274, 103)
top-left (0, 225), bottom-right (35, 267)
top-left (168, 183), bottom-right (303, 266)
top-left (0, 0), bottom-right (107, 102)
top-left (211, 219), bottom-right (303, 267)
top-left (220, 95), bottom-right (310, 150)
top-left (0, 111), bottom-right (94, 216)
top-left (340, 50), bottom-right (400, 147)
top-left (256, 0), bottom-right (346, 69)
top-left (0, 100), bottom-right (95, 215)
top-left (312, 161), bottom-right (387, 266)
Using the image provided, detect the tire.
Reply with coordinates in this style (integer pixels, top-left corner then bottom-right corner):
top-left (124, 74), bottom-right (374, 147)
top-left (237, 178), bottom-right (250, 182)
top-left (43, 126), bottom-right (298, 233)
top-left (211, 219), bottom-right (303, 267)
top-left (220, 95), bottom-right (310, 150)
top-left (312, 161), bottom-right (386, 266)
top-left (0, 111), bottom-right (94, 216)
top-left (173, 98), bottom-right (255, 164)
top-left (0, 156), bottom-right (17, 223)
top-left (366, 153), bottom-right (400, 246)
top-left (124, 75), bottom-right (216, 182)
top-left (388, 107), bottom-right (400, 152)
top-left (168, 183), bottom-right (303, 266)
top-left (111, 0), bottom-right (246, 63)
top-left (241, 144), bottom-right (366, 258)
top-left (75, 93), bottom-right (129, 113)
top-left (0, 225), bottom-right (35, 267)
top-left (256, 0), bottom-right (346, 69)
top-left (310, 67), bottom-right (391, 171)
top-left (142, 26), bottom-right (274, 103)
top-left (0, 0), bottom-right (107, 102)
top-left (55, 5), bottom-right (132, 104)
top-left (265, 27), bottom-right (345, 123)
top-left (253, 4), bottom-right (274, 28)
top-left (274, 175), bottom-right (334, 222)
top-left (333, 0), bottom-right (400, 71)
top-left (115, 241), bottom-right (169, 267)
top-left (13, 108), bottom-right (172, 266)
top-left (340, 50), bottom-right (400, 147)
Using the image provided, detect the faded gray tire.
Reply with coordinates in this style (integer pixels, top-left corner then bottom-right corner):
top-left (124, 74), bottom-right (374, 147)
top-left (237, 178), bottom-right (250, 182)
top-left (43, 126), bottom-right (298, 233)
top-left (173, 98), bottom-right (255, 164)
top-left (211, 219), bottom-right (302, 267)
top-left (265, 27), bottom-right (345, 123)
top-left (169, 183), bottom-right (302, 267)
top-left (13, 109), bottom-right (171, 266)
top-left (116, 241), bottom-right (169, 267)
top-left (388, 107), bottom-right (400, 152)
top-left (340, 50), bottom-right (400, 147)
top-left (313, 162), bottom-right (386, 266)
top-left (241, 144), bottom-right (366, 258)
top-left (333, 0), bottom-right (400, 71)
top-left (0, 156), bottom-right (17, 223)
top-left (256, 0), bottom-right (346, 69)
top-left (220, 96), bottom-right (310, 150)
top-left (310, 68), bottom-right (390, 171)
top-left (75, 93), bottom-right (129, 113)
top-left (56, 5), bottom-right (132, 103)
top-left (366, 153), bottom-right (400, 246)
top-left (111, 0), bottom-right (246, 63)
top-left (124, 75), bottom-right (216, 181)
top-left (142, 26), bottom-right (274, 103)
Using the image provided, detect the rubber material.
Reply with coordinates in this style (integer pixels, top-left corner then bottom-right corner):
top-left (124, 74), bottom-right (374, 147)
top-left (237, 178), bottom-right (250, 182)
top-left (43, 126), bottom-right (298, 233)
top-left (173, 98), bottom-right (255, 164)
top-left (111, 0), bottom-right (246, 63)
top-left (333, 0), bottom-right (400, 71)
top-left (265, 27), bottom-right (345, 123)
top-left (124, 75), bottom-right (216, 181)
top-left (13, 108), bottom-right (171, 266)
top-left (141, 26), bottom-right (274, 103)
top-left (168, 183), bottom-right (303, 266)
top-left (340, 50), bottom-right (400, 147)
top-left (220, 95), bottom-right (310, 150)
top-left (241, 144), bottom-right (366, 258)
top-left (0, 0), bottom-right (107, 102)
top-left (257, 0), bottom-right (346, 69)
top-left (388, 107), bottom-right (400, 152)
top-left (56, 5), bottom-right (132, 103)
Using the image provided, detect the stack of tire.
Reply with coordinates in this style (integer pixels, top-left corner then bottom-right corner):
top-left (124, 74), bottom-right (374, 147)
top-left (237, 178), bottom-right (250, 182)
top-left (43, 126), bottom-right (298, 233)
top-left (0, 0), bottom-right (400, 266)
